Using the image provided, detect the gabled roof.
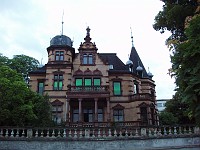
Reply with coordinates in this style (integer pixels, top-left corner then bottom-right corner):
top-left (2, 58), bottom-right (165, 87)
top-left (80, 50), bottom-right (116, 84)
top-left (129, 46), bottom-right (148, 77)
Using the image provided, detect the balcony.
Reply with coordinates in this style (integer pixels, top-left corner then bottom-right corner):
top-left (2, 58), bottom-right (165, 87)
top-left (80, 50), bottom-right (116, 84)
top-left (128, 93), bottom-right (154, 101)
top-left (66, 85), bottom-right (110, 98)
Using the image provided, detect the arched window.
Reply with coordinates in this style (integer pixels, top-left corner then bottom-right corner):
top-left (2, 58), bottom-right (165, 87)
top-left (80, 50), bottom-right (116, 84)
top-left (83, 54), bottom-right (93, 64)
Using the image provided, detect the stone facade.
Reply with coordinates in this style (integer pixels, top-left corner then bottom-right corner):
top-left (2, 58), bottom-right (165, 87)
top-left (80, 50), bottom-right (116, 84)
top-left (29, 27), bottom-right (158, 126)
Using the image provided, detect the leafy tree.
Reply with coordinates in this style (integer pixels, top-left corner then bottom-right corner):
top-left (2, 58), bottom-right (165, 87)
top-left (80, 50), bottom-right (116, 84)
top-left (0, 65), bottom-right (52, 126)
top-left (171, 16), bottom-right (200, 125)
top-left (153, 0), bottom-right (197, 41)
top-left (154, 0), bottom-right (200, 125)
top-left (10, 54), bottom-right (40, 75)
top-left (159, 111), bottom-right (178, 125)
top-left (0, 53), bottom-right (10, 66)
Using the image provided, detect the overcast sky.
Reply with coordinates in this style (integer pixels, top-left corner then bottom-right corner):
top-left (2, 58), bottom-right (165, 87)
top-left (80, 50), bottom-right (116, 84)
top-left (0, 0), bottom-right (175, 99)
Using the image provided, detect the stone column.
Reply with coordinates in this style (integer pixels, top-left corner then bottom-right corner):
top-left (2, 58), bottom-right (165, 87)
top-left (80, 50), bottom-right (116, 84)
top-left (94, 98), bottom-right (98, 122)
top-left (78, 98), bottom-right (82, 122)
top-left (65, 97), bottom-right (70, 122)
top-left (106, 98), bottom-right (111, 121)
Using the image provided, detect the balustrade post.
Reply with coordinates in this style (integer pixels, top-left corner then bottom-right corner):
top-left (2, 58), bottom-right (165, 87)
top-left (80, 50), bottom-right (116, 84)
top-left (141, 128), bottom-right (147, 136)
top-left (27, 129), bottom-right (32, 138)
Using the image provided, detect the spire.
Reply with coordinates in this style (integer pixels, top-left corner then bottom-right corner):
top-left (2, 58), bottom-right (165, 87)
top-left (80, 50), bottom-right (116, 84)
top-left (61, 11), bottom-right (64, 35)
top-left (130, 27), bottom-right (134, 47)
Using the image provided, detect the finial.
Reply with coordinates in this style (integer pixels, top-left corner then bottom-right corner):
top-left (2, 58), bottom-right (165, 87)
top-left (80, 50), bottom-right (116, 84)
top-left (61, 10), bottom-right (64, 35)
top-left (86, 26), bottom-right (90, 37)
top-left (130, 27), bottom-right (134, 47)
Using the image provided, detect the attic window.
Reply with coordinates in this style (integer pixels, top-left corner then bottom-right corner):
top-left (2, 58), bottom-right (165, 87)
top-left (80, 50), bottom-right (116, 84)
top-left (109, 65), bottom-right (113, 70)
top-left (83, 54), bottom-right (93, 64)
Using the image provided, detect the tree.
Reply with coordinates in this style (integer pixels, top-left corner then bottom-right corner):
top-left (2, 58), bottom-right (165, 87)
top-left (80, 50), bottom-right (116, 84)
top-left (153, 0), bottom-right (200, 125)
top-left (159, 111), bottom-right (178, 125)
top-left (153, 0), bottom-right (197, 41)
top-left (0, 65), bottom-right (52, 126)
top-left (10, 54), bottom-right (40, 75)
top-left (0, 53), bottom-right (10, 66)
top-left (171, 16), bottom-right (200, 125)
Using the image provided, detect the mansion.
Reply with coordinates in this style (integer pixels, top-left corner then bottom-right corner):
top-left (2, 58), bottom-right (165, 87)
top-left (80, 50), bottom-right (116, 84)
top-left (29, 27), bottom-right (158, 126)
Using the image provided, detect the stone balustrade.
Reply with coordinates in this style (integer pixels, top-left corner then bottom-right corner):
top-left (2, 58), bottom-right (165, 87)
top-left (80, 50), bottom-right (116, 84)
top-left (0, 125), bottom-right (199, 140)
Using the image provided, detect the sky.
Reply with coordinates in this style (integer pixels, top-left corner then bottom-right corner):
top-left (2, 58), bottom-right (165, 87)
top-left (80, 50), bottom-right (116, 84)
top-left (0, 0), bottom-right (175, 99)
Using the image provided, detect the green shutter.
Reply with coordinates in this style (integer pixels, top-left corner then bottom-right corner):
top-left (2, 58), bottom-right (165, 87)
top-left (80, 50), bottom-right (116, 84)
top-left (76, 79), bottom-right (83, 86)
top-left (84, 79), bottom-right (91, 86)
top-left (114, 82), bottom-right (121, 95)
top-left (54, 81), bottom-right (58, 90)
top-left (59, 81), bottom-right (63, 90)
top-left (94, 79), bottom-right (100, 86)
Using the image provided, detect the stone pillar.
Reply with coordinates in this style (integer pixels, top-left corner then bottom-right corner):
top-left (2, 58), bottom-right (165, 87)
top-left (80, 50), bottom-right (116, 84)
top-left (78, 98), bottom-right (82, 122)
top-left (94, 98), bottom-right (98, 122)
top-left (106, 98), bottom-right (111, 121)
top-left (65, 97), bottom-right (70, 122)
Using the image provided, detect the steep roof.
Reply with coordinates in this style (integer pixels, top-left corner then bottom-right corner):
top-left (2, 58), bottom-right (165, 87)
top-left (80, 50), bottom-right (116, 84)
top-left (98, 53), bottom-right (128, 72)
top-left (129, 46), bottom-right (148, 77)
top-left (29, 66), bottom-right (46, 74)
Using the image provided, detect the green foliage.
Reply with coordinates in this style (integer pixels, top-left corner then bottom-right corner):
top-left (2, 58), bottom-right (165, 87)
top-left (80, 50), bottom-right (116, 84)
top-left (153, 0), bottom-right (197, 41)
top-left (10, 54), bottom-right (40, 75)
top-left (171, 16), bottom-right (200, 126)
top-left (0, 65), bottom-right (52, 127)
top-left (159, 111), bottom-right (178, 125)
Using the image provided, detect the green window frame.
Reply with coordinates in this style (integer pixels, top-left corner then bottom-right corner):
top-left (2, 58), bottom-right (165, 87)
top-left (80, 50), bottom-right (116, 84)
top-left (84, 78), bottom-right (92, 86)
top-left (75, 79), bottom-right (83, 86)
top-left (94, 78), bottom-right (101, 86)
top-left (38, 82), bottom-right (44, 95)
top-left (113, 81), bottom-right (121, 96)
top-left (53, 75), bottom-right (63, 90)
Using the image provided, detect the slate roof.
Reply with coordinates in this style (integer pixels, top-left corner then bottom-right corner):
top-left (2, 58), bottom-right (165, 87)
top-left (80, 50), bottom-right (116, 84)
top-left (29, 65), bottom-right (46, 74)
top-left (98, 53), bottom-right (128, 72)
top-left (129, 46), bottom-right (148, 77)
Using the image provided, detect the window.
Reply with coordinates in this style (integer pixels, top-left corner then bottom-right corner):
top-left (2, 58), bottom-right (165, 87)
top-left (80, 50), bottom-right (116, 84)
top-left (55, 51), bottom-right (64, 61)
top-left (52, 105), bottom-right (63, 124)
top-left (83, 109), bottom-right (93, 122)
top-left (113, 81), bottom-right (121, 96)
top-left (157, 103), bottom-right (162, 107)
top-left (113, 109), bottom-right (124, 122)
top-left (134, 83), bottom-right (139, 94)
top-left (83, 54), bottom-right (93, 64)
top-left (98, 109), bottom-right (103, 122)
top-left (38, 82), bottom-right (44, 95)
top-left (140, 107), bottom-right (148, 125)
top-left (53, 75), bottom-right (63, 90)
top-left (84, 78), bottom-right (92, 86)
top-left (73, 109), bottom-right (79, 122)
top-left (94, 78), bottom-right (100, 86)
top-left (75, 79), bottom-right (83, 86)
top-left (52, 114), bottom-right (62, 124)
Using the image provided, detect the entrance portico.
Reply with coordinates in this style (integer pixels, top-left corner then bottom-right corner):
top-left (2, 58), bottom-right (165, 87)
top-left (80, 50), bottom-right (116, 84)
top-left (65, 97), bottom-right (110, 124)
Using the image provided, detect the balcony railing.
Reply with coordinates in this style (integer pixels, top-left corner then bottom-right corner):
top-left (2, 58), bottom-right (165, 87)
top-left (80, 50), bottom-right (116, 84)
top-left (129, 93), bottom-right (154, 101)
top-left (67, 85), bottom-right (109, 93)
top-left (0, 125), bottom-right (199, 139)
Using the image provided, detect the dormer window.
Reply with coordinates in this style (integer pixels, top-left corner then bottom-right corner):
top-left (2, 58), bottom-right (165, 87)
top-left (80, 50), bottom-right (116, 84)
top-left (83, 54), bottom-right (93, 64)
top-left (55, 51), bottom-right (64, 61)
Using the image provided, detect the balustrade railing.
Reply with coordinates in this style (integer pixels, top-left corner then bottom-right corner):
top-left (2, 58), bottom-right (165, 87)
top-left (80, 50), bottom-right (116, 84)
top-left (0, 125), bottom-right (199, 139)
top-left (67, 85), bottom-right (109, 93)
